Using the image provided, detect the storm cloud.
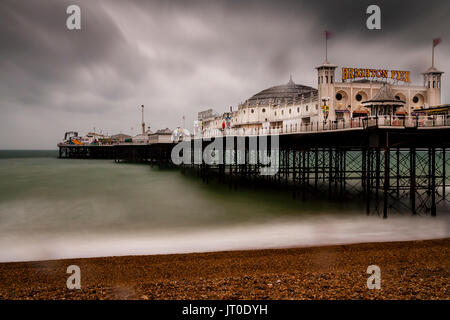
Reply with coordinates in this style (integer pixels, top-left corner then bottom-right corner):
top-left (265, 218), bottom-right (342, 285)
top-left (0, 0), bottom-right (449, 148)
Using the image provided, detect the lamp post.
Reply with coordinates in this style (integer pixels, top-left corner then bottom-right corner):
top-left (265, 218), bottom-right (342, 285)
top-left (322, 97), bottom-right (330, 124)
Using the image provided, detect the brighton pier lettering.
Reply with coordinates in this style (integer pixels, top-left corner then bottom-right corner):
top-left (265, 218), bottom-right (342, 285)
top-left (342, 67), bottom-right (410, 83)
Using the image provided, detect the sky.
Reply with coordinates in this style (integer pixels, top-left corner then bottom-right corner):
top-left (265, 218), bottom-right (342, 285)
top-left (0, 0), bottom-right (449, 149)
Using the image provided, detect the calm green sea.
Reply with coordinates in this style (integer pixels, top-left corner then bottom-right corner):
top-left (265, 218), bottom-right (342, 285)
top-left (0, 150), bottom-right (448, 262)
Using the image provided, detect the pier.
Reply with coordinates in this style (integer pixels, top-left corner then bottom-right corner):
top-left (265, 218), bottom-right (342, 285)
top-left (178, 115), bottom-right (450, 218)
top-left (58, 142), bottom-right (176, 165)
top-left (58, 114), bottom-right (450, 218)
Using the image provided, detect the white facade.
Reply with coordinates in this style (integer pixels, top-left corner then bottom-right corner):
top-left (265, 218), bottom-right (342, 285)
top-left (198, 60), bottom-right (443, 136)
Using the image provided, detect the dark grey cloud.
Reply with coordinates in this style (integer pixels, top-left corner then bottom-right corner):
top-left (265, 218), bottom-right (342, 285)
top-left (0, 0), bottom-right (449, 148)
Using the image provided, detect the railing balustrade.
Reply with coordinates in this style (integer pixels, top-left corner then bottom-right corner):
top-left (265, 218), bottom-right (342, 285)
top-left (196, 114), bottom-right (450, 139)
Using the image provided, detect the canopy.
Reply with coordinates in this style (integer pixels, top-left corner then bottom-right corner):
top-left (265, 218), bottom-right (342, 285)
top-left (361, 83), bottom-right (405, 107)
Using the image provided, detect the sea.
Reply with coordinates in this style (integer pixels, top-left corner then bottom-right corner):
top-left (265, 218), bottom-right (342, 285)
top-left (0, 150), bottom-right (448, 262)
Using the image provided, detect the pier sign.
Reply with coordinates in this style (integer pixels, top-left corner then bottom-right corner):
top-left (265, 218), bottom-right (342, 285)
top-left (342, 67), bottom-right (410, 83)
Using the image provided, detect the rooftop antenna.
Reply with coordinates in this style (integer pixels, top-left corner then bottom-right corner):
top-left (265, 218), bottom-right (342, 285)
top-left (141, 105), bottom-right (145, 134)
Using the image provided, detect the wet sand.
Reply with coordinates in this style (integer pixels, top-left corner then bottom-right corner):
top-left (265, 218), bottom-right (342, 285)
top-left (0, 239), bottom-right (448, 300)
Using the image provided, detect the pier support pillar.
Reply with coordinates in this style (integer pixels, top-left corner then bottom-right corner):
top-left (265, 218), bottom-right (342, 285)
top-left (410, 147), bottom-right (416, 215)
top-left (431, 147), bottom-right (436, 217)
top-left (383, 147), bottom-right (390, 219)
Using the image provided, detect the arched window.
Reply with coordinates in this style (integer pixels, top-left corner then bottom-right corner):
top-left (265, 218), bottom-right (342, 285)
top-left (306, 105), bottom-right (309, 111)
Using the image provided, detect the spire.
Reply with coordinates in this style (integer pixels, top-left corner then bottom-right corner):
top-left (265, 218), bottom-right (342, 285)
top-left (287, 75), bottom-right (295, 85)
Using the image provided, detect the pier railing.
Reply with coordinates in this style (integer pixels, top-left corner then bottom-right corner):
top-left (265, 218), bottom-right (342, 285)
top-left (199, 114), bottom-right (450, 139)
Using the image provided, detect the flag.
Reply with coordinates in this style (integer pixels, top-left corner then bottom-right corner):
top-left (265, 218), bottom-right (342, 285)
top-left (325, 31), bottom-right (332, 39)
top-left (433, 38), bottom-right (441, 47)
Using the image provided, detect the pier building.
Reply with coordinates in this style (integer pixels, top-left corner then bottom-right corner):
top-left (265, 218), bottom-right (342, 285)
top-left (198, 59), bottom-right (445, 137)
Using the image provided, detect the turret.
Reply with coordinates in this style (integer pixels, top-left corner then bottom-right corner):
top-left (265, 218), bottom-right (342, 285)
top-left (423, 67), bottom-right (443, 107)
top-left (316, 61), bottom-right (337, 121)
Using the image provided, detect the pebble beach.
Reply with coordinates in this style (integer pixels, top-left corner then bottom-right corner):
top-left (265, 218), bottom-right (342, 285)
top-left (0, 238), bottom-right (448, 300)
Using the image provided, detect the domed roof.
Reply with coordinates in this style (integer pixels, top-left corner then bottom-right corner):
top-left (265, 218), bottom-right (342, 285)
top-left (246, 76), bottom-right (317, 106)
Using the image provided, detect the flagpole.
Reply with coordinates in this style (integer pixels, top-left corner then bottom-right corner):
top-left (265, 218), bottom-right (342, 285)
top-left (325, 33), bottom-right (328, 61)
top-left (432, 41), bottom-right (434, 67)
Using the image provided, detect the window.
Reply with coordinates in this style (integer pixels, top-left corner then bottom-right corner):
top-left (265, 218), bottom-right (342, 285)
top-left (243, 110), bottom-right (245, 114)
top-left (251, 109), bottom-right (254, 113)
top-left (306, 105), bottom-right (309, 111)
top-left (274, 111), bottom-right (277, 116)
top-left (281, 110), bottom-right (284, 115)
top-left (297, 107), bottom-right (300, 112)
top-left (413, 96), bottom-right (419, 103)
top-left (395, 95), bottom-right (400, 100)
top-left (331, 76), bottom-right (333, 83)
top-left (262, 108), bottom-right (266, 113)
top-left (289, 109), bottom-right (292, 114)
top-left (336, 93), bottom-right (343, 101)
top-left (356, 94), bottom-right (362, 101)
top-left (315, 104), bottom-right (318, 110)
